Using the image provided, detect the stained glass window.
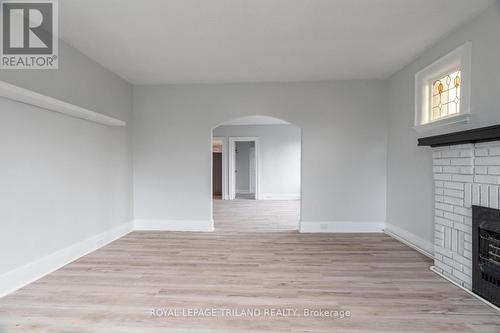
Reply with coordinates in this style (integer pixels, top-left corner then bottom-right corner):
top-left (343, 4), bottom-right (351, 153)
top-left (431, 70), bottom-right (461, 121)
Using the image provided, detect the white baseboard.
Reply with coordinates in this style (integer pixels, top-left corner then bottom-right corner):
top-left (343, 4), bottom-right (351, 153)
top-left (134, 219), bottom-right (214, 232)
top-left (299, 221), bottom-right (385, 233)
top-left (0, 222), bottom-right (133, 298)
top-left (259, 193), bottom-right (300, 200)
top-left (384, 223), bottom-right (434, 258)
top-left (236, 190), bottom-right (250, 194)
top-left (430, 266), bottom-right (500, 312)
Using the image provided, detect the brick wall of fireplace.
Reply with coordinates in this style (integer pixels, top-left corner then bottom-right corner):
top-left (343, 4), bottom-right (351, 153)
top-left (432, 141), bottom-right (500, 290)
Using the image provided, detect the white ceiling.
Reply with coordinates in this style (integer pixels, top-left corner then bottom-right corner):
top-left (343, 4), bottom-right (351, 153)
top-left (219, 116), bottom-right (290, 126)
top-left (59, 0), bottom-right (496, 85)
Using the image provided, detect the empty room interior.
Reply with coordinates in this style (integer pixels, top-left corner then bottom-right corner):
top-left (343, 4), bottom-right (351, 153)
top-left (1, 0), bottom-right (500, 332)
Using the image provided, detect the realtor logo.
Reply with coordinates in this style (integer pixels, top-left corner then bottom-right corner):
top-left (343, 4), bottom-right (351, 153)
top-left (1, 0), bottom-right (58, 69)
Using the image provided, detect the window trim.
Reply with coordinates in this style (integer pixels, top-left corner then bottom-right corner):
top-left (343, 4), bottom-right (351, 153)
top-left (414, 42), bottom-right (471, 133)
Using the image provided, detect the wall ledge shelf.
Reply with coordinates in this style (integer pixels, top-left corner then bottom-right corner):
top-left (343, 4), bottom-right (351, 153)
top-left (0, 80), bottom-right (126, 127)
top-left (418, 124), bottom-right (500, 147)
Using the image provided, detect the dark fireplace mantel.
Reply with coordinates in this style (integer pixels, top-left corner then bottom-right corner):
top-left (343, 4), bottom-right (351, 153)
top-left (418, 124), bottom-right (500, 147)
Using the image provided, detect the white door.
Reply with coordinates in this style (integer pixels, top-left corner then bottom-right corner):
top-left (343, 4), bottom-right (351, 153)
top-left (249, 147), bottom-right (255, 194)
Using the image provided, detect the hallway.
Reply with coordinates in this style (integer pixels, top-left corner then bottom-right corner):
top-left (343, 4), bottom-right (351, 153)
top-left (213, 198), bottom-right (300, 232)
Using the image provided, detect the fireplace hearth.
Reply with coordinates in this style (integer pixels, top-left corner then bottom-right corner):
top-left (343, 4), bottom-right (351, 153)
top-left (473, 205), bottom-right (500, 307)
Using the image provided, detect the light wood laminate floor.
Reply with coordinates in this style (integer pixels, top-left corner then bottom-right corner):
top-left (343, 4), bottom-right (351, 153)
top-left (214, 197), bottom-right (300, 232)
top-left (0, 200), bottom-right (499, 332)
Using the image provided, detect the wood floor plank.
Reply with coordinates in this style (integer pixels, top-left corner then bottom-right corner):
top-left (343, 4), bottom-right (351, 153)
top-left (0, 199), bottom-right (498, 332)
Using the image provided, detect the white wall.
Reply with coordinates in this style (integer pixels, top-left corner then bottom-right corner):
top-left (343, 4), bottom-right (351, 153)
top-left (386, 3), bottom-right (500, 254)
top-left (213, 124), bottom-right (301, 198)
top-left (0, 42), bottom-right (132, 123)
top-left (0, 41), bottom-right (133, 280)
top-left (133, 80), bottom-right (387, 227)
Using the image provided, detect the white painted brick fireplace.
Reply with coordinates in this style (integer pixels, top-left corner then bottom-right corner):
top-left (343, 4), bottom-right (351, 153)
top-left (432, 141), bottom-right (500, 290)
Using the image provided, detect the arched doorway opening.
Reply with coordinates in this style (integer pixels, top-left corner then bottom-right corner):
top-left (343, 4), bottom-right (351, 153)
top-left (210, 116), bottom-right (302, 232)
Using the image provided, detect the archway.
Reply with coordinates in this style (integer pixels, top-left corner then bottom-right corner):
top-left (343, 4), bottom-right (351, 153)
top-left (210, 115), bottom-right (302, 232)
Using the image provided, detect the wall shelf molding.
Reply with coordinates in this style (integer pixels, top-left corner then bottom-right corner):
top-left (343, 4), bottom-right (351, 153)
top-left (418, 124), bottom-right (500, 147)
top-left (0, 80), bottom-right (126, 127)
